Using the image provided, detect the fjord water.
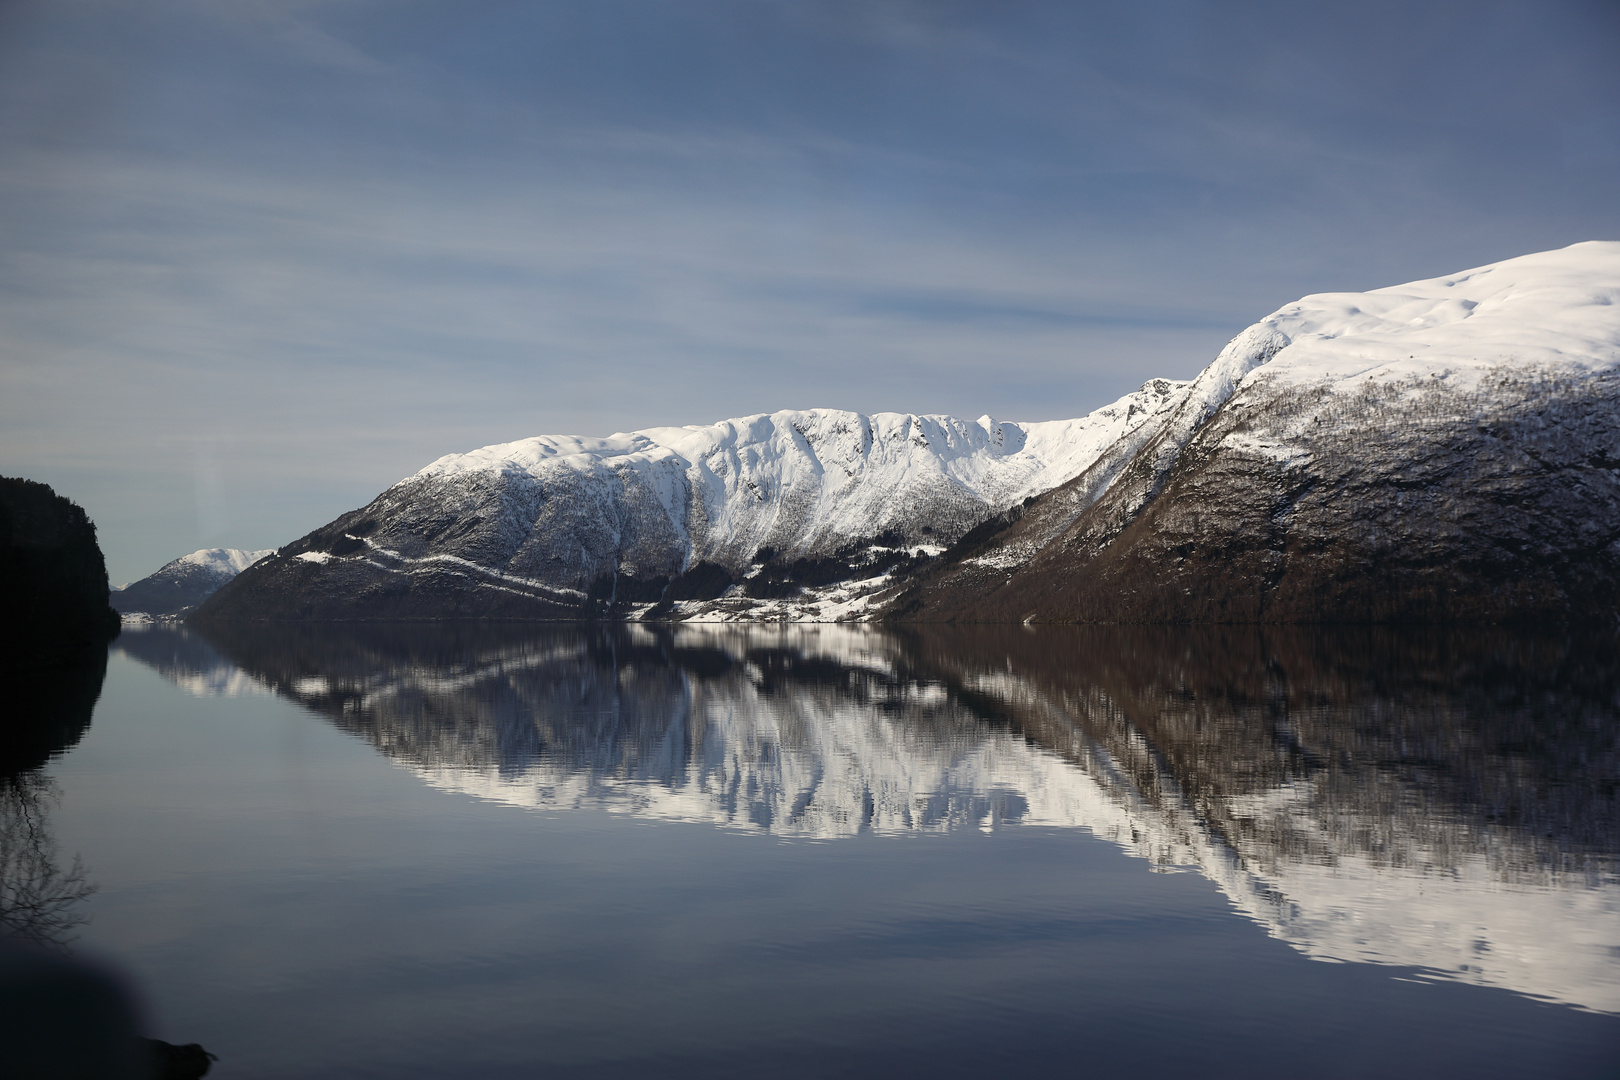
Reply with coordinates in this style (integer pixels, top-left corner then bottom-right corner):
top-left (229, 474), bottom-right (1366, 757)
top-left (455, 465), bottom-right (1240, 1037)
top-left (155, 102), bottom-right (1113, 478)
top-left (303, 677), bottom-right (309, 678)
top-left (32, 623), bottom-right (1620, 1077)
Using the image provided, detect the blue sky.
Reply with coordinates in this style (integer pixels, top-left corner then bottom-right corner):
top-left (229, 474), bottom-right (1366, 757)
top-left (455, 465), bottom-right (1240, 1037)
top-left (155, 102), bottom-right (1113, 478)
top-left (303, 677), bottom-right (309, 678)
top-left (2, 0), bottom-right (1617, 584)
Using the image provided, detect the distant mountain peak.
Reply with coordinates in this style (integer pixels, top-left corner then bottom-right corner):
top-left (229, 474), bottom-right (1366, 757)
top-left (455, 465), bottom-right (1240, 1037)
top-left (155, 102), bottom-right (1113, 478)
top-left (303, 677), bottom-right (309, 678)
top-left (113, 547), bottom-right (276, 618)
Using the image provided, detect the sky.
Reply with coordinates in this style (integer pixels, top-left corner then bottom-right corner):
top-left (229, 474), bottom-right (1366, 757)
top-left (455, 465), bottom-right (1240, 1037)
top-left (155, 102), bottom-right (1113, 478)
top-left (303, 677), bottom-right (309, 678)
top-left (1, 0), bottom-right (1617, 585)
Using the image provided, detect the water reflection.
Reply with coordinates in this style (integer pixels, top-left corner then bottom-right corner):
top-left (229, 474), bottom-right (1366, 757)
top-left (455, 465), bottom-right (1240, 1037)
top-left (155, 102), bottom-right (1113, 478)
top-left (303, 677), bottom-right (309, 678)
top-left (123, 622), bottom-right (1620, 1014)
top-left (114, 625), bottom-right (272, 699)
top-left (0, 645), bottom-right (104, 952)
top-left (0, 772), bottom-right (95, 950)
top-left (1, 641), bottom-right (108, 777)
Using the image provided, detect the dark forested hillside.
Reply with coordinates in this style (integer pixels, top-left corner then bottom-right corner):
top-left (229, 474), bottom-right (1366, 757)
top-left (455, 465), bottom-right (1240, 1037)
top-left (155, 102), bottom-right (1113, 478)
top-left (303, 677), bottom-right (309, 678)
top-left (0, 477), bottom-right (119, 772)
top-left (0, 477), bottom-right (120, 648)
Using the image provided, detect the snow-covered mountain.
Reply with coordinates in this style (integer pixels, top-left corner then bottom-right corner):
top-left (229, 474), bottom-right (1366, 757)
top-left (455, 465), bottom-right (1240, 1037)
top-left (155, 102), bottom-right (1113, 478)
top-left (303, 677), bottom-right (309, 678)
top-left (902, 240), bottom-right (1620, 622)
top-left (197, 240), bottom-right (1620, 624)
top-left (140, 622), bottom-right (1620, 1013)
top-left (112, 547), bottom-right (275, 619)
top-left (196, 379), bottom-right (1188, 620)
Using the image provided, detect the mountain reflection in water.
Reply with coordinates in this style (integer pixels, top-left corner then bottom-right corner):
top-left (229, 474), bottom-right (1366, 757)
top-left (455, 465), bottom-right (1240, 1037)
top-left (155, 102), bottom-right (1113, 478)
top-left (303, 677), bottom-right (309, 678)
top-left (120, 621), bottom-right (1620, 1014)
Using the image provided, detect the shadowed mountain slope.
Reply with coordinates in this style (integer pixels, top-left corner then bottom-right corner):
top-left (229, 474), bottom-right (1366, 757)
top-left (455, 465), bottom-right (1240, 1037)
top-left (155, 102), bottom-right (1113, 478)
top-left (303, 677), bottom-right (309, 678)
top-left (895, 242), bottom-right (1620, 623)
top-left (112, 547), bottom-right (275, 618)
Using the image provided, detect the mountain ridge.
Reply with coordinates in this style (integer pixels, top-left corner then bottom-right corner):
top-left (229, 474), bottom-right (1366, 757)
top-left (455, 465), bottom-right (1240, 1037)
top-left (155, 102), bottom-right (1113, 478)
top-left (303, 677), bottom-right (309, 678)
top-left (195, 379), bottom-right (1191, 621)
top-left (896, 241), bottom-right (1620, 623)
top-left (196, 241), bottom-right (1620, 624)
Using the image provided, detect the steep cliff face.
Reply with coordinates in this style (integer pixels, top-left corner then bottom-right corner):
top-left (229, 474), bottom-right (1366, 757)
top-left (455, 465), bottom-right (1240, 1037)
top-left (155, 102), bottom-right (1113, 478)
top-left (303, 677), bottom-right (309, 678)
top-left (195, 382), bottom-right (1189, 621)
top-left (899, 241), bottom-right (1620, 623)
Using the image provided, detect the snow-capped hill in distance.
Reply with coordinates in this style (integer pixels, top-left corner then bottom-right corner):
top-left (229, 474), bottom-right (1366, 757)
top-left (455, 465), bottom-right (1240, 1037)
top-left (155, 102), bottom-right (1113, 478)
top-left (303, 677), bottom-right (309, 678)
top-left (904, 241), bottom-right (1620, 623)
top-left (113, 547), bottom-right (275, 619)
top-left (196, 380), bottom-right (1189, 621)
top-left (174, 547), bottom-right (275, 578)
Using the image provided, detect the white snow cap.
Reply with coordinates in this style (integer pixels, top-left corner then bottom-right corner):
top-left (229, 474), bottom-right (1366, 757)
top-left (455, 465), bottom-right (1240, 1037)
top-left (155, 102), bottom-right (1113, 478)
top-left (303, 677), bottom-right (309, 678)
top-left (415, 391), bottom-right (1188, 509)
top-left (177, 547), bottom-right (277, 576)
top-left (1249, 240), bottom-right (1620, 389)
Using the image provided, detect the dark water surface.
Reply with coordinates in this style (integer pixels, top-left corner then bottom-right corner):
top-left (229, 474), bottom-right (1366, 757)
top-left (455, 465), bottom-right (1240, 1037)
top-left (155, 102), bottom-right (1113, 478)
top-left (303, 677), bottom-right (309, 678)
top-left (29, 623), bottom-right (1620, 1076)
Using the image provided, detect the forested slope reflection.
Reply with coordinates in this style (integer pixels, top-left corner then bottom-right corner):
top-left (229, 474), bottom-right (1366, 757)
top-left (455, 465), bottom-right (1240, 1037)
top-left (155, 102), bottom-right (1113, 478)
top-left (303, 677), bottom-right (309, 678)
top-left (0, 640), bottom-right (108, 950)
top-left (147, 622), bottom-right (1620, 1013)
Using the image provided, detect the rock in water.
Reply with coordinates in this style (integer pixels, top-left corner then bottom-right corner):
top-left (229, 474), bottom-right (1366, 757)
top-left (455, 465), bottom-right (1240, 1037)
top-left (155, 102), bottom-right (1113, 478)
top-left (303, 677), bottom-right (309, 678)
top-left (898, 241), bottom-right (1620, 623)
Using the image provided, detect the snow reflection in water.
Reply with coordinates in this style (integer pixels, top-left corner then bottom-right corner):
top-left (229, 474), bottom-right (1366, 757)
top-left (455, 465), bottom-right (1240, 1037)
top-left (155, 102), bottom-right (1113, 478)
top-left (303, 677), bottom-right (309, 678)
top-left (119, 621), bottom-right (1620, 1014)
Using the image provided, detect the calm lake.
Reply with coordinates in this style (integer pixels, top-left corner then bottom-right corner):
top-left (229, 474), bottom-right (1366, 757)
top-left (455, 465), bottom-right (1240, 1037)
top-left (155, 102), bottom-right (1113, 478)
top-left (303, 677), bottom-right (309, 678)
top-left (22, 622), bottom-right (1620, 1076)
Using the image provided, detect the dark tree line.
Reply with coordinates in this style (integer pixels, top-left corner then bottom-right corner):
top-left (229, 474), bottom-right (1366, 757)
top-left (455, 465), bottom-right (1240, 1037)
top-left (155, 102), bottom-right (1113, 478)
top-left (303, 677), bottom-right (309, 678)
top-left (0, 477), bottom-right (120, 653)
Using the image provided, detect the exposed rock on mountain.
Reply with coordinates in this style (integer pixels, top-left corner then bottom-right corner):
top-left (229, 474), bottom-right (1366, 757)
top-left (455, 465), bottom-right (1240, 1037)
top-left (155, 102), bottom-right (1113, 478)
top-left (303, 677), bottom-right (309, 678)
top-left (897, 241), bottom-right (1620, 623)
top-left (195, 382), bottom-right (1189, 621)
top-left (112, 547), bottom-right (275, 619)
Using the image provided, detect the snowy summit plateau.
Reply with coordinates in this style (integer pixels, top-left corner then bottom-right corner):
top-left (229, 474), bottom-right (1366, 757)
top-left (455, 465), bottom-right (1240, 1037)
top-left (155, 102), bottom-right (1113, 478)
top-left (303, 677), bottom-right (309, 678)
top-left (198, 242), bottom-right (1620, 624)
